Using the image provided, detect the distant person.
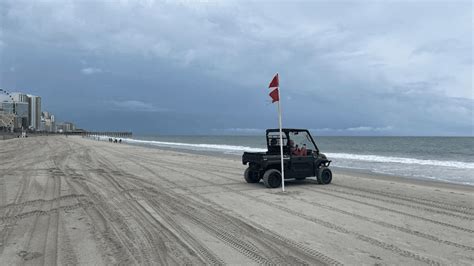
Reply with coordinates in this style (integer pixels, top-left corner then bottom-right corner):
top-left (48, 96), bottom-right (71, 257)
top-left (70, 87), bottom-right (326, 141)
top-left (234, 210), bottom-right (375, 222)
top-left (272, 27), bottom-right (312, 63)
top-left (119, 139), bottom-right (122, 143)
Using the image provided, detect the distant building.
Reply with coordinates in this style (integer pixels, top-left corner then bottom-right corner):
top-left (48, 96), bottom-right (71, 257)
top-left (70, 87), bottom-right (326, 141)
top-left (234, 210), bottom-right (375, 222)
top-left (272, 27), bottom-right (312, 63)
top-left (15, 102), bottom-right (29, 128)
top-left (41, 111), bottom-right (56, 132)
top-left (0, 93), bottom-right (29, 129)
top-left (12, 92), bottom-right (29, 103)
top-left (0, 102), bottom-right (28, 129)
top-left (0, 112), bottom-right (15, 131)
top-left (0, 102), bottom-right (13, 113)
top-left (56, 122), bottom-right (75, 133)
top-left (2, 90), bottom-right (80, 133)
top-left (27, 95), bottom-right (41, 130)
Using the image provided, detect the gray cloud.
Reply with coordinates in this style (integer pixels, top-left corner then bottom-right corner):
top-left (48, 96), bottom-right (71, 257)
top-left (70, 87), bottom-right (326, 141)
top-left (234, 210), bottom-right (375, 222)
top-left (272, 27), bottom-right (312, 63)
top-left (312, 126), bottom-right (394, 133)
top-left (107, 100), bottom-right (168, 113)
top-left (81, 67), bottom-right (102, 75)
top-left (212, 128), bottom-right (265, 135)
top-left (0, 0), bottom-right (472, 135)
top-left (347, 126), bottom-right (393, 132)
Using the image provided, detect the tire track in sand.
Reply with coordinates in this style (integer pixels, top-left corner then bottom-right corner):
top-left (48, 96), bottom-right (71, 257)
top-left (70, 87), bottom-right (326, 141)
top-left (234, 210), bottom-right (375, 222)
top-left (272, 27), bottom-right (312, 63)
top-left (289, 187), bottom-right (474, 251)
top-left (201, 168), bottom-right (474, 237)
top-left (0, 173), bottom-right (31, 256)
top-left (96, 149), bottom-right (345, 265)
top-left (62, 169), bottom-right (138, 265)
top-left (163, 159), bottom-right (474, 218)
top-left (149, 161), bottom-right (441, 265)
top-left (123, 153), bottom-right (474, 235)
top-left (59, 141), bottom-right (205, 265)
top-left (122, 153), bottom-right (474, 219)
top-left (41, 170), bottom-right (61, 266)
top-left (91, 155), bottom-right (233, 265)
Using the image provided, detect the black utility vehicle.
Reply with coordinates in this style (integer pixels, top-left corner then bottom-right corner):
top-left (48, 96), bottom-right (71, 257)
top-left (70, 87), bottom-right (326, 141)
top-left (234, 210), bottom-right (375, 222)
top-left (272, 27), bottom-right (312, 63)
top-left (242, 129), bottom-right (332, 188)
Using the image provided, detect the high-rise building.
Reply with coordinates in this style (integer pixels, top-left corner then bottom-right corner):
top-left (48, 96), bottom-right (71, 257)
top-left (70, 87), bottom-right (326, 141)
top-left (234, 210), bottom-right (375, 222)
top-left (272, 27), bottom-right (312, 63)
top-left (27, 95), bottom-right (41, 130)
top-left (12, 92), bottom-right (29, 103)
top-left (0, 102), bottom-right (13, 113)
top-left (0, 113), bottom-right (15, 131)
top-left (0, 93), bottom-right (29, 129)
top-left (15, 102), bottom-right (29, 129)
top-left (41, 111), bottom-right (56, 132)
top-left (0, 100), bottom-right (30, 129)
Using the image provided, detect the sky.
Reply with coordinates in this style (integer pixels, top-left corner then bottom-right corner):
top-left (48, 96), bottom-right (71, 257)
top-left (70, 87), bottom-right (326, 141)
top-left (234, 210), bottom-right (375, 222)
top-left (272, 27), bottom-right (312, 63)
top-left (0, 0), bottom-right (472, 136)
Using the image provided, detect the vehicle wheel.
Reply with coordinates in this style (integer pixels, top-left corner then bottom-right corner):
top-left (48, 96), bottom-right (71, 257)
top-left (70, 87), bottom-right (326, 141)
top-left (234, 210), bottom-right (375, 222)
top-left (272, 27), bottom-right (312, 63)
top-left (263, 169), bottom-right (282, 188)
top-left (317, 168), bottom-right (332, 185)
top-left (244, 167), bottom-right (260, 183)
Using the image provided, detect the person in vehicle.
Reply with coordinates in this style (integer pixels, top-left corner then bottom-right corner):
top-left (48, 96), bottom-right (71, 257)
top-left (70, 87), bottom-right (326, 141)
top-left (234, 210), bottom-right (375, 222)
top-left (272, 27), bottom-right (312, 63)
top-left (300, 144), bottom-right (307, 156)
top-left (289, 140), bottom-right (301, 156)
top-left (270, 138), bottom-right (277, 147)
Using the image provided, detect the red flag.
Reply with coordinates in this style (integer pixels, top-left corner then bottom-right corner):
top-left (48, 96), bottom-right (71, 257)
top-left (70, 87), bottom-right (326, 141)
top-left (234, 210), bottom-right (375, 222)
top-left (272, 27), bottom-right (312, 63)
top-left (269, 88), bottom-right (279, 103)
top-left (268, 73), bottom-right (279, 88)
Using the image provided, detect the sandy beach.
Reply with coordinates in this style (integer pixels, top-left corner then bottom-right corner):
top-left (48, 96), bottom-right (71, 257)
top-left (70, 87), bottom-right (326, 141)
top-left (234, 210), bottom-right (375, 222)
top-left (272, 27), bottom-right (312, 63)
top-left (0, 136), bottom-right (473, 265)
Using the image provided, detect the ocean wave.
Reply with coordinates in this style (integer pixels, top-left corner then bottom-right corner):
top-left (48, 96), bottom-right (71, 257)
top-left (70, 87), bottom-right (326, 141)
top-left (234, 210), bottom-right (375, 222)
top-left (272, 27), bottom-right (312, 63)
top-left (326, 153), bottom-right (474, 169)
top-left (117, 137), bottom-right (267, 153)
top-left (96, 136), bottom-right (474, 169)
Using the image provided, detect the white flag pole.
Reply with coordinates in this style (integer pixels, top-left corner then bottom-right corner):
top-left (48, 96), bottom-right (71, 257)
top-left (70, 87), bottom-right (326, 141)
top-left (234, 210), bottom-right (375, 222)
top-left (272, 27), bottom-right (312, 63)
top-left (277, 87), bottom-right (285, 192)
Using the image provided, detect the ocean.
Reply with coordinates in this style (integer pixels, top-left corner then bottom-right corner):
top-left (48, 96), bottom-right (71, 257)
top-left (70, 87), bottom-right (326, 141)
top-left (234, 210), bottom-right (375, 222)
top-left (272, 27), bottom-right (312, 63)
top-left (100, 135), bottom-right (474, 186)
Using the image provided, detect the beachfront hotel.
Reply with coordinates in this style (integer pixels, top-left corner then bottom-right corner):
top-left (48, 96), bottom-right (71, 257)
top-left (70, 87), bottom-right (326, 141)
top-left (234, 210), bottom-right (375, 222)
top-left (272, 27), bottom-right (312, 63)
top-left (27, 94), bottom-right (41, 130)
top-left (0, 90), bottom-right (69, 132)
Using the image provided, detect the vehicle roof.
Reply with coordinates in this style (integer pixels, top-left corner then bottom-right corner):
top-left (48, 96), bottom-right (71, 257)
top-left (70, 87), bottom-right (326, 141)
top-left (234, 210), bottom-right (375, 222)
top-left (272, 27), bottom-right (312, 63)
top-left (266, 128), bottom-right (310, 133)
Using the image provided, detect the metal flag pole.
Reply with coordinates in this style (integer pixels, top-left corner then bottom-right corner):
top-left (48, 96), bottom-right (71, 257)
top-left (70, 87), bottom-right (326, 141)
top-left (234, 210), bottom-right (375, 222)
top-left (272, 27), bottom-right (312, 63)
top-left (277, 87), bottom-right (285, 192)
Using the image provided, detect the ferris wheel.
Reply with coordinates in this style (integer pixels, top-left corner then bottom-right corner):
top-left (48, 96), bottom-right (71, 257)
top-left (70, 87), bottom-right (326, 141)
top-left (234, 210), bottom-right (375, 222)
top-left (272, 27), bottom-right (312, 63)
top-left (0, 88), bottom-right (16, 131)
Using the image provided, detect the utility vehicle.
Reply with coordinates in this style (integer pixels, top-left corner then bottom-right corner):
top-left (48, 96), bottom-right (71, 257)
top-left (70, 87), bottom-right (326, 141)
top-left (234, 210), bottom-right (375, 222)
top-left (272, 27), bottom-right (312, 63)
top-left (242, 129), bottom-right (332, 188)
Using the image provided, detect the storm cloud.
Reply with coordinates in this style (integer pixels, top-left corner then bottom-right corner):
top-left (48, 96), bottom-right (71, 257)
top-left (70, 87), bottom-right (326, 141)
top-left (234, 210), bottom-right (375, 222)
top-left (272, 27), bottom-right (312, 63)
top-left (0, 0), bottom-right (472, 135)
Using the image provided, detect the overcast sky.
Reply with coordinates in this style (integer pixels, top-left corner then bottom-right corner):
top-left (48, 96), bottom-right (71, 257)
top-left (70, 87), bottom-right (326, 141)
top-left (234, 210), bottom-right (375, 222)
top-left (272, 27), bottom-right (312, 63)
top-left (0, 0), bottom-right (472, 135)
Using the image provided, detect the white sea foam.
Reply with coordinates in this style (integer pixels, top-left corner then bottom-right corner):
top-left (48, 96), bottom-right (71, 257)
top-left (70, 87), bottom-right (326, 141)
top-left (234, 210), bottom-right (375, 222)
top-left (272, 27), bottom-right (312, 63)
top-left (119, 137), bottom-right (267, 153)
top-left (326, 152), bottom-right (474, 169)
top-left (96, 136), bottom-right (474, 170)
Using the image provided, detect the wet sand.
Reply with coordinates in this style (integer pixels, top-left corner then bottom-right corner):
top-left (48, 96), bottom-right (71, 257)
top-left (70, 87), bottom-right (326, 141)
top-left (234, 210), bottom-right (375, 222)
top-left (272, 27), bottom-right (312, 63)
top-left (0, 136), bottom-right (473, 265)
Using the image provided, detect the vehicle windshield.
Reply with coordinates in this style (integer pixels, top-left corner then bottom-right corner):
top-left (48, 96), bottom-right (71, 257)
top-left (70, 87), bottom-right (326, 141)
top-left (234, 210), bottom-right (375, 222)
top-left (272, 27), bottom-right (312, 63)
top-left (289, 131), bottom-right (316, 151)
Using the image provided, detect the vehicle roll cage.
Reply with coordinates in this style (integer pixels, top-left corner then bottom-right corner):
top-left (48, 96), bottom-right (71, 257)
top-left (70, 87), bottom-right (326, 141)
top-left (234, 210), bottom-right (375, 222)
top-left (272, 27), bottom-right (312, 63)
top-left (265, 128), bottom-right (320, 154)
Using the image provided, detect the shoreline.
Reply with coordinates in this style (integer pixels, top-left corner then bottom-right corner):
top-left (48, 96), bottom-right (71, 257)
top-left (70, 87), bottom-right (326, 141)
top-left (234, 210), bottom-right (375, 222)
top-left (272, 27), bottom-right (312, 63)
top-left (109, 137), bottom-right (474, 189)
top-left (332, 167), bottom-right (474, 192)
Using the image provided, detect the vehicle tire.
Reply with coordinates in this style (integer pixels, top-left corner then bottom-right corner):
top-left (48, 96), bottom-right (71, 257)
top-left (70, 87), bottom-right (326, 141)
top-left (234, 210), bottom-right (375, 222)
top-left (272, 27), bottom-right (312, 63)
top-left (317, 168), bottom-right (332, 185)
top-left (263, 169), bottom-right (282, 188)
top-left (244, 167), bottom-right (260, 183)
